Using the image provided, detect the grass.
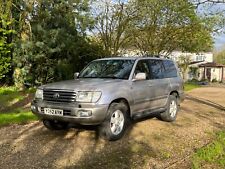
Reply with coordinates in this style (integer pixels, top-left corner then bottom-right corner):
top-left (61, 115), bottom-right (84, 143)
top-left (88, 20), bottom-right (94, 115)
top-left (184, 82), bottom-right (200, 91)
top-left (0, 110), bottom-right (38, 126)
top-left (0, 86), bottom-right (17, 95)
top-left (0, 86), bottom-right (38, 126)
top-left (0, 86), bottom-right (35, 107)
top-left (192, 131), bottom-right (225, 169)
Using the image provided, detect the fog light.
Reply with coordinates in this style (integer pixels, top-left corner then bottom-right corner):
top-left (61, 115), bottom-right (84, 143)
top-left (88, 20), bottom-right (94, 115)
top-left (78, 110), bottom-right (92, 117)
top-left (31, 105), bottom-right (36, 110)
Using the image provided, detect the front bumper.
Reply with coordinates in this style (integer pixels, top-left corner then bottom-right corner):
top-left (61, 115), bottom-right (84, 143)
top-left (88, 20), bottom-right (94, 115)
top-left (31, 100), bottom-right (108, 125)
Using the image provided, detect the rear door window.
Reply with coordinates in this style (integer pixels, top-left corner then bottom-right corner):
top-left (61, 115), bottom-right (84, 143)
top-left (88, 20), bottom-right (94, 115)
top-left (163, 60), bottom-right (178, 78)
top-left (148, 60), bottom-right (165, 79)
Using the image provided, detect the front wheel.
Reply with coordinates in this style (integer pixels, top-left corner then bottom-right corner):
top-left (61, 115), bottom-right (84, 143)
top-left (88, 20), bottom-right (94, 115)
top-left (159, 95), bottom-right (178, 122)
top-left (99, 102), bottom-right (129, 141)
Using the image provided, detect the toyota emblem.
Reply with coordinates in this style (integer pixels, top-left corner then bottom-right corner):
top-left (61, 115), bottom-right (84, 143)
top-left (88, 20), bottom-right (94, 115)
top-left (53, 93), bottom-right (60, 99)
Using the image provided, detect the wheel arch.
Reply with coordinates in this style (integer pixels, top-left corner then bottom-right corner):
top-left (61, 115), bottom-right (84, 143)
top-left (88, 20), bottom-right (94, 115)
top-left (109, 98), bottom-right (131, 117)
top-left (169, 90), bottom-right (180, 104)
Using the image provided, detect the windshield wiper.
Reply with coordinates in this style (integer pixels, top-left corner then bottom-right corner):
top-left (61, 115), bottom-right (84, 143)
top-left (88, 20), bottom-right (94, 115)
top-left (79, 76), bottom-right (126, 79)
top-left (100, 76), bottom-right (125, 79)
top-left (79, 76), bottom-right (98, 78)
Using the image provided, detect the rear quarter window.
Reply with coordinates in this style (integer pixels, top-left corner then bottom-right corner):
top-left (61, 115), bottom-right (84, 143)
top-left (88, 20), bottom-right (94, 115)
top-left (163, 60), bottom-right (178, 78)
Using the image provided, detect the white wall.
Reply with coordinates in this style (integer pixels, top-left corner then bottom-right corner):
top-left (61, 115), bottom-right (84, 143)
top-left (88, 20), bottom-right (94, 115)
top-left (118, 50), bottom-right (213, 62)
top-left (198, 67), bottom-right (223, 81)
top-left (211, 68), bottom-right (222, 81)
top-left (198, 68), bottom-right (205, 81)
top-left (168, 51), bottom-right (213, 62)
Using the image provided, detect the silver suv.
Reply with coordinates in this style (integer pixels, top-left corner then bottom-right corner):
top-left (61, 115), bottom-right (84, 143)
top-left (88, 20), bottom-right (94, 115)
top-left (31, 57), bottom-right (184, 140)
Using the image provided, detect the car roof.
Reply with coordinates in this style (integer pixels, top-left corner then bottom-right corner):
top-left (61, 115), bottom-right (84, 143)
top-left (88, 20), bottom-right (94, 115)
top-left (96, 57), bottom-right (171, 61)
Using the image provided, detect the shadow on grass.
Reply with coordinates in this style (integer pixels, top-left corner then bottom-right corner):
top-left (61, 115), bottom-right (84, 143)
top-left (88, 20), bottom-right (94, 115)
top-left (0, 92), bottom-right (34, 113)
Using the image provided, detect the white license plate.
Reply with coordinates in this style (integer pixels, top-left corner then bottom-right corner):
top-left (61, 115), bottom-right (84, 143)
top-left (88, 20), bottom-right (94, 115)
top-left (44, 108), bottom-right (63, 116)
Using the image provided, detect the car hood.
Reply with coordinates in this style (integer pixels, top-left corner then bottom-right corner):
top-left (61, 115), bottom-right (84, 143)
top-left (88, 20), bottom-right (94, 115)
top-left (41, 78), bottom-right (127, 91)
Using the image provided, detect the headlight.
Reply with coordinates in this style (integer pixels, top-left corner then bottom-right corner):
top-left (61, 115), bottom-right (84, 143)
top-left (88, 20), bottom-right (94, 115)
top-left (35, 89), bottom-right (43, 99)
top-left (76, 91), bottom-right (101, 103)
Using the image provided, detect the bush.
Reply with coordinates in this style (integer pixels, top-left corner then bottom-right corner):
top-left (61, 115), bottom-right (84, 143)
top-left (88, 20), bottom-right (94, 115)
top-left (200, 78), bottom-right (209, 82)
top-left (187, 78), bottom-right (199, 83)
top-left (212, 78), bottom-right (218, 83)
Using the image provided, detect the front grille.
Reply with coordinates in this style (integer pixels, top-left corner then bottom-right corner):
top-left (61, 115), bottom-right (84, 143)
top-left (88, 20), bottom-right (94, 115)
top-left (43, 89), bottom-right (76, 103)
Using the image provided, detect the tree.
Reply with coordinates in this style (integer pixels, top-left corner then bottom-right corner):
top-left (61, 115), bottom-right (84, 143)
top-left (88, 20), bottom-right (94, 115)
top-left (92, 0), bottom-right (214, 56)
top-left (192, 0), bottom-right (225, 8)
top-left (91, 0), bottom-right (137, 56)
top-left (0, 0), bottom-right (15, 81)
top-left (13, 0), bottom-right (105, 88)
top-left (128, 0), bottom-right (213, 56)
top-left (214, 47), bottom-right (225, 65)
top-left (0, 20), bottom-right (13, 80)
top-left (192, 0), bottom-right (225, 35)
top-left (0, 0), bottom-right (223, 87)
top-left (178, 55), bottom-right (192, 82)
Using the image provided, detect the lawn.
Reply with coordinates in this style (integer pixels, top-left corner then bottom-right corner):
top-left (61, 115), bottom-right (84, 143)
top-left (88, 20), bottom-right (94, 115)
top-left (192, 131), bottom-right (225, 169)
top-left (0, 86), bottom-right (38, 126)
top-left (0, 111), bottom-right (38, 126)
top-left (0, 86), bottom-right (35, 108)
top-left (184, 82), bottom-right (200, 91)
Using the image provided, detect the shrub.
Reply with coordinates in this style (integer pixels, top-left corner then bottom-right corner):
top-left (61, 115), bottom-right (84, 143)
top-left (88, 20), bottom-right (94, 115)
top-left (211, 78), bottom-right (218, 83)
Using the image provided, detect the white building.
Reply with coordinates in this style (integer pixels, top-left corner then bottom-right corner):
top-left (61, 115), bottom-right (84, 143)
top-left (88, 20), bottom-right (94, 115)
top-left (198, 63), bottom-right (225, 82)
top-left (167, 51), bottom-right (225, 82)
top-left (168, 51), bottom-right (213, 63)
top-left (120, 50), bottom-right (214, 64)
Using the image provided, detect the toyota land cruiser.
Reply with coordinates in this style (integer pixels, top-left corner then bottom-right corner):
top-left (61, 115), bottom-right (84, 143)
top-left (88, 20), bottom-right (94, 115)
top-left (31, 57), bottom-right (184, 140)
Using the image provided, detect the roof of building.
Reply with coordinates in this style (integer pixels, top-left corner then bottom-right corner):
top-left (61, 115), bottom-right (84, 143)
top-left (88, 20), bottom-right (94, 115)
top-left (189, 61), bottom-right (204, 65)
top-left (199, 62), bottom-right (225, 67)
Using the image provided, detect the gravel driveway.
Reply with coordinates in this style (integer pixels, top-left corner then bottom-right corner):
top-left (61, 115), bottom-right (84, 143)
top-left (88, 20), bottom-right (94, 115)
top-left (0, 87), bottom-right (224, 169)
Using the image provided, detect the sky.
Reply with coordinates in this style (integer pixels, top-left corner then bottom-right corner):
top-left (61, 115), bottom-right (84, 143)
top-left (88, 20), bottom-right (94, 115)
top-left (214, 34), bottom-right (225, 51)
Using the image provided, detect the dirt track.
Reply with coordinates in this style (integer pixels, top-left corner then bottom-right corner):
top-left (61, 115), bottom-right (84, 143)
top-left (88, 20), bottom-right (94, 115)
top-left (0, 87), bottom-right (224, 169)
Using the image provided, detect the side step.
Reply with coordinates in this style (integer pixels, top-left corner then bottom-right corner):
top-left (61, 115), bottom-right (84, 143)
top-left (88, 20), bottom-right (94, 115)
top-left (132, 108), bottom-right (166, 120)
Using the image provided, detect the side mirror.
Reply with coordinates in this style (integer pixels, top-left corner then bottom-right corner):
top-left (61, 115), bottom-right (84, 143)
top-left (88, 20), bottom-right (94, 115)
top-left (133, 73), bottom-right (146, 81)
top-left (74, 72), bottom-right (79, 79)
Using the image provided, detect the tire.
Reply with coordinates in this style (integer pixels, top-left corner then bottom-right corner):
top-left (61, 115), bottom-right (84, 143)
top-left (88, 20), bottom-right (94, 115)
top-left (43, 119), bottom-right (68, 130)
top-left (159, 95), bottom-right (178, 122)
top-left (99, 102), bottom-right (130, 141)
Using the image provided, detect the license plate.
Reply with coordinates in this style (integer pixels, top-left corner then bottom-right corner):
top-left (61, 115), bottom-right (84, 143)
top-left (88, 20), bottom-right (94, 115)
top-left (44, 108), bottom-right (63, 116)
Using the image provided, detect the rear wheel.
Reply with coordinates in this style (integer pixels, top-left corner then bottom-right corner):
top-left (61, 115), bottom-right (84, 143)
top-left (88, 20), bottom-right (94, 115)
top-left (159, 95), bottom-right (178, 122)
top-left (43, 119), bottom-right (68, 130)
top-left (99, 102), bottom-right (130, 141)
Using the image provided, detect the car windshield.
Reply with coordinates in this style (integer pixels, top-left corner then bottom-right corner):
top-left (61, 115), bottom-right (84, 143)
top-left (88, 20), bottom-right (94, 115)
top-left (79, 59), bottom-right (135, 79)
